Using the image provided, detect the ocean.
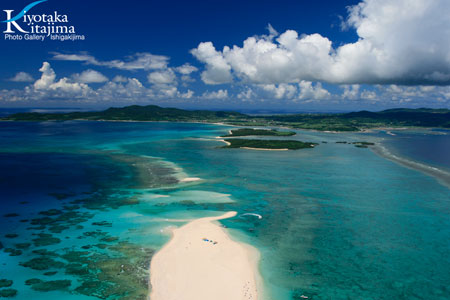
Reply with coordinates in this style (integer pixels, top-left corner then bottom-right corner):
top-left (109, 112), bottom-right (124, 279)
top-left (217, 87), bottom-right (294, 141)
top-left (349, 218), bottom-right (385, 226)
top-left (0, 121), bottom-right (449, 300)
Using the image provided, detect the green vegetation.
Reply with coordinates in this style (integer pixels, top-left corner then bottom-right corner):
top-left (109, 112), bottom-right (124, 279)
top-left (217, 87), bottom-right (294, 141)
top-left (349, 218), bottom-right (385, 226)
top-left (224, 128), bottom-right (296, 137)
top-left (222, 139), bottom-right (317, 150)
top-left (352, 141), bottom-right (375, 146)
top-left (4, 105), bottom-right (449, 131)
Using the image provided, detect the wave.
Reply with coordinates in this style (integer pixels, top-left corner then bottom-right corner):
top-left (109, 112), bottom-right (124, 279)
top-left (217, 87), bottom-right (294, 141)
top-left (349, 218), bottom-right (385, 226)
top-left (240, 213), bottom-right (263, 219)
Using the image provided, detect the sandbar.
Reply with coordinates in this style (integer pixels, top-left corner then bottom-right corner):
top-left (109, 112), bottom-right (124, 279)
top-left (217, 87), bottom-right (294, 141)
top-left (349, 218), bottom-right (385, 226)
top-left (149, 211), bottom-right (260, 300)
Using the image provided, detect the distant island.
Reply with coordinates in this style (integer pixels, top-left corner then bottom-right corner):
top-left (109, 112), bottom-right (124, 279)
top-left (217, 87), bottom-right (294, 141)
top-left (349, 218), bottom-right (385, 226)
top-left (3, 105), bottom-right (450, 132)
top-left (223, 128), bottom-right (296, 137)
top-left (222, 139), bottom-right (317, 150)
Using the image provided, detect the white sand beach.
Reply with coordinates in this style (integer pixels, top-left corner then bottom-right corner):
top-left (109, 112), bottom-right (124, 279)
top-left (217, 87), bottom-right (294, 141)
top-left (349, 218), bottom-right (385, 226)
top-left (149, 211), bottom-right (260, 300)
top-left (241, 147), bottom-right (289, 151)
top-left (179, 177), bottom-right (202, 182)
top-left (217, 139), bottom-right (231, 146)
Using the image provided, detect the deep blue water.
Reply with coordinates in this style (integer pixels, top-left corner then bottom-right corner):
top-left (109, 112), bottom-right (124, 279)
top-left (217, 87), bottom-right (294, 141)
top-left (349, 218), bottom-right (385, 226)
top-left (0, 121), bottom-right (449, 300)
top-left (381, 129), bottom-right (450, 171)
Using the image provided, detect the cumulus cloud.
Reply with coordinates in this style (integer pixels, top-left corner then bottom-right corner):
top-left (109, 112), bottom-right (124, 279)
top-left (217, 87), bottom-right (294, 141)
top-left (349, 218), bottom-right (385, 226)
top-left (96, 78), bottom-right (150, 101)
top-left (342, 85), bottom-right (360, 100)
top-left (147, 69), bottom-right (176, 85)
top-left (298, 81), bottom-right (330, 100)
top-left (261, 84), bottom-right (297, 99)
top-left (175, 63), bottom-right (198, 83)
top-left (9, 72), bottom-right (34, 82)
top-left (192, 0), bottom-right (450, 86)
top-left (72, 69), bottom-right (108, 83)
top-left (112, 75), bottom-right (127, 83)
top-left (175, 63), bottom-right (198, 75)
top-left (202, 89), bottom-right (229, 99)
top-left (33, 62), bottom-right (91, 95)
top-left (191, 42), bottom-right (233, 84)
top-left (237, 87), bottom-right (256, 100)
top-left (179, 89), bottom-right (194, 99)
top-left (52, 52), bottom-right (169, 70)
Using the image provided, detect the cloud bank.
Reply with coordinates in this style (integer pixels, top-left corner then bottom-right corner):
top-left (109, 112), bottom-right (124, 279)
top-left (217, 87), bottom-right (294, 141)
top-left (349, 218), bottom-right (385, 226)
top-left (192, 0), bottom-right (450, 85)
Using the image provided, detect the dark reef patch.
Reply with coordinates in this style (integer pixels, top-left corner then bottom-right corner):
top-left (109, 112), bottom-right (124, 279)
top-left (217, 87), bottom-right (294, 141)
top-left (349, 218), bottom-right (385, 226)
top-left (39, 209), bottom-right (63, 216)
top-left (25, 279), bottom-right (42, 285)
top-left (32, 249), bottom-right (58, 256)
top-left (20, 257), bottom-right (65, 270)
top-left (4, 248), bottom-right (22, 256)
top-left (15, 243), bottom-right (31, 249)
top-left (30, 280), bottom-right (71, 292)
top-left (4, 234), bottom-right (18, 239)
top-left (0, 289), bottom-right (17, 297)
top-left (0, 279), bottom-right (13, 288)
top-left (92, 221), bottom-right (112, 227)
top-left (3, 213), bottom-right (19, 218)
top-left (43, 271), bottom-right (58, 276)
top-left (32, 233), bottom-right (61, 246)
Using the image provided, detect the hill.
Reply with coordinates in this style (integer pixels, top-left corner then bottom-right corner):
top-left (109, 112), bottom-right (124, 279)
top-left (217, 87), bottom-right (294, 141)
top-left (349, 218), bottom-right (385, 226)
top-left (3, 105), bottom-right (450, 131)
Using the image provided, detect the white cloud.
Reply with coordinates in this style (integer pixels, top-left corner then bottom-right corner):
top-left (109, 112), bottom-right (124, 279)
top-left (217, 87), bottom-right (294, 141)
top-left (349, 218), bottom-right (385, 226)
top-left (96, 78), bottom-right (149, 101)
top-left (52, 52), bottom-right (169, 71)
top-left (261, 83), bottom-right (297, 99)
top-left (179, 90), bottom-right (194, 99)
top-left (202, 89), bottom-right (229, 99)
top-left (9, 72), bottom-right (34, 82)
top-left (72, 69), bottom-right (108, 83)
top-left (112, 75), bottom-right (127, 82)
top-left (175, 63), bottom-right (198, 75)
top-left (298, 81), bottom-right (330, 100)
top-left (192, 0), bottom-right (450, 85)
top-left (190, 42), bottom-right (233, 84)
top-left (147, 69), bottom-right (176, 85)
top-left (237, 87), bottom-right (256, 100)
top-left (342, 85), bottom-right (360, 100)
top-left (361, 90), bottom-right (377, 100)
top-left (33, 62), bottom-right (91, 96)
top-left (34, 62), bottom-right (56, 90)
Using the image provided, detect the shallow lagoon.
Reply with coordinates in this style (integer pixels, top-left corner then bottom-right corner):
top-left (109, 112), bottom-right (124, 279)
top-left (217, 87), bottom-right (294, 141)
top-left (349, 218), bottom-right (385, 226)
top-left (0, 121), bottom-right (449, 299)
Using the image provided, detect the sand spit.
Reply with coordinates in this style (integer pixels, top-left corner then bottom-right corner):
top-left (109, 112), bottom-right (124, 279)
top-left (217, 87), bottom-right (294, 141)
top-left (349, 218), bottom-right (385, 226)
top-left (149, 211), bottom-right (260, 300)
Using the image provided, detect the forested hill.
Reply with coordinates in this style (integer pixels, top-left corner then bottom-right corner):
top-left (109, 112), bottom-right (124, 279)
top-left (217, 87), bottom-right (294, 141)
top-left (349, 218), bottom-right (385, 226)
top-left (4, 105), bottom-right (246, 122)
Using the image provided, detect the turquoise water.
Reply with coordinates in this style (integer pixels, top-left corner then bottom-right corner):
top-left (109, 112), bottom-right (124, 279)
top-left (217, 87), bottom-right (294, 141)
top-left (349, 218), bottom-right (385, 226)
top-left (0, 121), bottom-right (449, 299)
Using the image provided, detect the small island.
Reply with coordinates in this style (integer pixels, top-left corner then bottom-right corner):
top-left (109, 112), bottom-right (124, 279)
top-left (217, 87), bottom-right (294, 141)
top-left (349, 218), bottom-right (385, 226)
top-left (352, 141), bottom-right (375, 148)
top-left (222, 139), bottom-right (317, 150)
top-left (224, 128), bottom-right (296, 137)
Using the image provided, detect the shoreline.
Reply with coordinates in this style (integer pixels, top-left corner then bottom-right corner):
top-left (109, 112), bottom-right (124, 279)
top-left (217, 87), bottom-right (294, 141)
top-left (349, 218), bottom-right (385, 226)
top-left (241, 147), bottom-right (289, 151)
top-left (371, 144), bottom-right (450, 188)
top-left (149, 211), bottom-right (261, 300)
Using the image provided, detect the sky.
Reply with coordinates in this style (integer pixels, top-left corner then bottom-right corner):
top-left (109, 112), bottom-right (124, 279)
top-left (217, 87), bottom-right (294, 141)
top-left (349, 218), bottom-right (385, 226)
top-left (0, 0), bottom-right (449, 112)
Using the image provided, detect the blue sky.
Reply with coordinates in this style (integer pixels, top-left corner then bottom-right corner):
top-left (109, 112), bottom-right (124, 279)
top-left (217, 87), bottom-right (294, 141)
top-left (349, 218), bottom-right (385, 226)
top-left (0, 0), bottom-right (449, 111)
